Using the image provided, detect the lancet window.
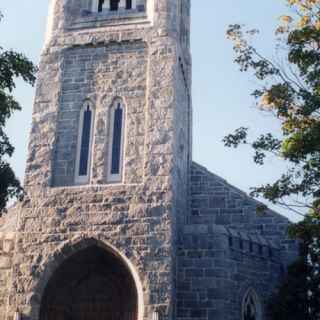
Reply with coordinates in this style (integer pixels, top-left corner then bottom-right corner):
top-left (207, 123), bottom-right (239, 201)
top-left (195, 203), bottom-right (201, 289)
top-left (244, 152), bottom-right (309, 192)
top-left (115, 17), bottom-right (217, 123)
top-left (107, 99), bottom-right (125, 182)
top-left (75, 101), bottom-right (95, 184)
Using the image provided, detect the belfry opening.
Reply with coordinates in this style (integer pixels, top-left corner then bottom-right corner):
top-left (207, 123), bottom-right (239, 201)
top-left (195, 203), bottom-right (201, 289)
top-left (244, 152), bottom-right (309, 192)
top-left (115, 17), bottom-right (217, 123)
top-left (40, 245), bottom-right (138, 320)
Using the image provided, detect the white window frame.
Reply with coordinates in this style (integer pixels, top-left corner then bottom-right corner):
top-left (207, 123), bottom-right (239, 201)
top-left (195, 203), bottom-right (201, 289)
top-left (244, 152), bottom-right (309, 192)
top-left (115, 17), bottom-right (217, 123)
top-left (75, 101), bottom-right (95, 185)
top-left (107, 99), bottom-right (125, 183)
top-left (241, 288), bottom-right (263, 320)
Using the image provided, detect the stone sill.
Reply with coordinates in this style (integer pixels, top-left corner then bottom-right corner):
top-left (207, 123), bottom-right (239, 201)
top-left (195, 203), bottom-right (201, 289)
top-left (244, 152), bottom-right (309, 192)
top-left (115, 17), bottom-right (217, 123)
top-left (69, 10), bottom-right (149, 30)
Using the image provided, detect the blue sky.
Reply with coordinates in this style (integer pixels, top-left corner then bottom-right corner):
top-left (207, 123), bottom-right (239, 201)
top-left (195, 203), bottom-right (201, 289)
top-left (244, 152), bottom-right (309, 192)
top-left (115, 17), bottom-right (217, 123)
top-left (0, 0), bottom-right (300, 221)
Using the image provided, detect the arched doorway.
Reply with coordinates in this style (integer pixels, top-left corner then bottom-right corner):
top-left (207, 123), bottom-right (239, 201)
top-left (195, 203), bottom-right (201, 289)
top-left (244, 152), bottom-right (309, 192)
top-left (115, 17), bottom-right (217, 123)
top-left (40, 245), bottom-right (138, 320)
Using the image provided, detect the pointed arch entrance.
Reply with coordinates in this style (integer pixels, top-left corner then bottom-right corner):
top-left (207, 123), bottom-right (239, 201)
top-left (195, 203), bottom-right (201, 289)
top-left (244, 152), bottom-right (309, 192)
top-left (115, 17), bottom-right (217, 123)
top-left (39, 243), bottom-right (139, 320)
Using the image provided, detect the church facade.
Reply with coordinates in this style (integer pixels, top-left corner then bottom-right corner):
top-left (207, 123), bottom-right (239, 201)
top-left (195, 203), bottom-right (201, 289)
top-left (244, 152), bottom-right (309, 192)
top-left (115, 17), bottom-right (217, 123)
top-left (0, 1), bottom-right (297, 320)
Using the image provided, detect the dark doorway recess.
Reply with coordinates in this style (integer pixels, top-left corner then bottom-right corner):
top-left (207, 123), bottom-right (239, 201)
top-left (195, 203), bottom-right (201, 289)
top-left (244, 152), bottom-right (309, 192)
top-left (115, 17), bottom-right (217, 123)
top-left (40, 245), bottom-right (138, 320)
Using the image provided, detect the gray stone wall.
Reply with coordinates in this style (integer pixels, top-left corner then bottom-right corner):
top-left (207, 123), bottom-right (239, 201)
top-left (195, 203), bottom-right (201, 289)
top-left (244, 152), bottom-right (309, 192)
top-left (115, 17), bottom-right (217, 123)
top-left (173, 162), bottom-right (299, 320)
top-left (24, 49), bottom-right (61, 190)
top-left (172, 57), bottom-right (191, 229)
top-left (177, 225), bottom-right (283, 320)
top-left (190, 163), bottom-right (297, 260)
top-left (4, 185), bottom-right (174, 319)
top-left (52, 42), bottom-right (148, 187)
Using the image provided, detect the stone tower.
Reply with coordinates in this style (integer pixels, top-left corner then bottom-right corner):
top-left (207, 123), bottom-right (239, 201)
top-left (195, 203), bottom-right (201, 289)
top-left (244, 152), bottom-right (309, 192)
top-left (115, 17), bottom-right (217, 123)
top-left (1, 0), bottom-right (192, 319)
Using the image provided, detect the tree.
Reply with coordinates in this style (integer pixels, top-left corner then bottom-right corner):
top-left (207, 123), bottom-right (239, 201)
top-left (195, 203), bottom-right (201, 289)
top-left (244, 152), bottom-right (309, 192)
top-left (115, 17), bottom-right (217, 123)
top-left (0, 12), bottom-right (37, 214)
top-left (268, 217), bottom-right (320, 320)
top-left (268, 258), bottom-right (310, 319)
top-left (223, 0), bottom-right (320, 317)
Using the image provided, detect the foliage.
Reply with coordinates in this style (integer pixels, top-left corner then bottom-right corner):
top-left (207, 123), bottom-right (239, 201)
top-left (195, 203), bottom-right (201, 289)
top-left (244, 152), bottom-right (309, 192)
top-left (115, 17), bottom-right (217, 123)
top-left (0, 12), bottom-right (37, 214)
top-left (268, 257), bottom-right (310, 320)
top-left (224, 0), bottom-right (320, 317)
top-left (305, 217), bottom-right (320, 318)
top-left (224, 1), bottom-right (320, 214)
top-left (269, 216), bottom-right (320, 319)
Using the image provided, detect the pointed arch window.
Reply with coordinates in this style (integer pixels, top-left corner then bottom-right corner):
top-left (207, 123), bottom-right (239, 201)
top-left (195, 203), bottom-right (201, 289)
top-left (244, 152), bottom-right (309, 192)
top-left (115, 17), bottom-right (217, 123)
top-left (107, 100), bottom-right (125, 183)
top-left (242, 289), bottom-right (262, 320)
top-left (75, 101), bottom-right (95, 184)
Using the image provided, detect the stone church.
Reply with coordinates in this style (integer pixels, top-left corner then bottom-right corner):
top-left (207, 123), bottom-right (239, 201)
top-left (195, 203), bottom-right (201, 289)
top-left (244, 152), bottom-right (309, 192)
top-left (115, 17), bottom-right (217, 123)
top-left (0, 1), bottom-right (297, 320)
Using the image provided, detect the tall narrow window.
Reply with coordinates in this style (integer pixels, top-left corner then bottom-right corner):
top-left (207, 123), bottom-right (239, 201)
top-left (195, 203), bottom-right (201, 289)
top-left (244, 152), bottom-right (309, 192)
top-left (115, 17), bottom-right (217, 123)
top-left (98, 0), bottom-right (105, 12)
top-left (75, 102), bottom-right (94, 184)
top-left (126, 0), bottom-right (132, 10)
top-left (242, 289), bottom-right (262, 320)
top-left (108, 100), bottom-right (125, 182)
top-left (110, 0), bottom-right (120, 11)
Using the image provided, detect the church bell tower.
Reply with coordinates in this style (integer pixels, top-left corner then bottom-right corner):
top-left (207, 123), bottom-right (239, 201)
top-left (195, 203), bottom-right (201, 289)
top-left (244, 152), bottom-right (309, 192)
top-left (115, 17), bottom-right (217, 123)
top-left (4, 0), bottom-right (192, 319)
